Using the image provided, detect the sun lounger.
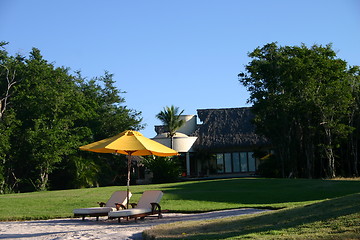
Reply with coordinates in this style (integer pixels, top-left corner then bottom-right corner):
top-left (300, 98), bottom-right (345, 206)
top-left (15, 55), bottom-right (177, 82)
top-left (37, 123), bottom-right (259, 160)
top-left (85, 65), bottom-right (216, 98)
top-left (108, 190), bottom-right (163, 223)
top-left (73, 190), bottom-right (131, 221)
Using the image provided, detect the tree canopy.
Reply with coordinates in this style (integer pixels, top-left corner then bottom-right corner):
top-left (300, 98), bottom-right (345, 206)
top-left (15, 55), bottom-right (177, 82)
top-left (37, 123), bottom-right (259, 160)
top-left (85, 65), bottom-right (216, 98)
top-left (0, 42), bottom-right (143, 192)
top-left (239, 42), bottom-right (360, 178)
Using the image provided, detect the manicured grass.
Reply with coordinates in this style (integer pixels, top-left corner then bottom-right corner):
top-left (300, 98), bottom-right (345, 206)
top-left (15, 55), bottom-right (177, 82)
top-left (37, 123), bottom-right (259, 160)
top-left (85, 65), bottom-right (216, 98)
top-left (0, 178), bottom-right (359, 221)
top-left (143, 193), bottom-right (360, 239)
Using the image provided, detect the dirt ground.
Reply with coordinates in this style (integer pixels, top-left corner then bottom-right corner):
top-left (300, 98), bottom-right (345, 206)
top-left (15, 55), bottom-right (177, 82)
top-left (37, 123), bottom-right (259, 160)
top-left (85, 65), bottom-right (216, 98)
top-left (0, 208), bottom-right (268, 240)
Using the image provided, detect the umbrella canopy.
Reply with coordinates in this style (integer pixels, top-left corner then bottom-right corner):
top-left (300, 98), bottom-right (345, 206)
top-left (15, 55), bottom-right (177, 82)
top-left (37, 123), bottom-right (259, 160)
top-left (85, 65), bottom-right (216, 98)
top-left (79, 130), bottom-right (178, 156)
top-left (79, 130), bottom-right (178, 208)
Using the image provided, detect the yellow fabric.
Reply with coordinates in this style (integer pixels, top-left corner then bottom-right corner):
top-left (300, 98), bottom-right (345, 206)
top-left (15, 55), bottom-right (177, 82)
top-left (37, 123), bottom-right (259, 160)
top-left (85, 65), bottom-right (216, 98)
top-left (79, 130), bottom-right (178, 156)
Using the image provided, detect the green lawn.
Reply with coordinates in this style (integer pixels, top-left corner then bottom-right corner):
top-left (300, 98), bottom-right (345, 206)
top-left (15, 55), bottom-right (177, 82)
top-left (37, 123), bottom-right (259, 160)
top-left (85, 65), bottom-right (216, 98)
top-left (0, 178), bottom-right (359, 221)
top-left (143, 192), bottom-right (360, 239)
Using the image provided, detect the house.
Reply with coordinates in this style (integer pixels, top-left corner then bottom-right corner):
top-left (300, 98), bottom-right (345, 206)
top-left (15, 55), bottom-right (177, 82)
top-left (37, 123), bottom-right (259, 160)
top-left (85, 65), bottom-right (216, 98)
top-left (153, 107), bottom-right (270, 178)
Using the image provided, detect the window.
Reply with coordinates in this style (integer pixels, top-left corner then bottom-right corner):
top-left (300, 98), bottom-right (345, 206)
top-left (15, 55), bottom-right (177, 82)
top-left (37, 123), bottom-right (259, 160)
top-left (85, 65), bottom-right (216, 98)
top-left (224, 153), bottom-right (232, 173)
top-left (213, 151), bottom-right (257, 174)
top-left (208, 155), bottom-right (217, 174)
top-left (248, 152), bottom-right (256, 172)
top-left (240, 152), bottom-right (248, 172)
top-left (216, 154), bottom-right (224, 173)
top-left (232, 152), bottom-right (240, 172)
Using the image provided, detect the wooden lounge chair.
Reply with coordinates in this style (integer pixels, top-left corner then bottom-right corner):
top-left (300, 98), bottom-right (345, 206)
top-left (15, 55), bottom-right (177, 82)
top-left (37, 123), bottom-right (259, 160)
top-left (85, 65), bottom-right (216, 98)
top-left (73, 190), bottom-right (131, 221)
top-left (108, 190), bottom-right (163, 223)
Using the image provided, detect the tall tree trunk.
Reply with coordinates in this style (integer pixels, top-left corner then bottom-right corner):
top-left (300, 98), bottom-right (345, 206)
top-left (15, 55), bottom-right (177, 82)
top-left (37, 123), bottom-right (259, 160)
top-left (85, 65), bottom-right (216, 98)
top-left (347, 111), bottom-right (358, 177)
top-left (324, 127), bottom-right (336, 178)
top-left (278, 146), bottom-right (285, 178)
top-left (0, 66), bottom-right (16, 120)
top-left (350, 112), bottom-right (359, 176)
top-left (38, 166), bottom-right (49, 191)
top-left (351, 133), bottom-right (359, 176)
top-left (303, 118), bottom-right (315, 179)
top-left (305, 140), bottom-right (314, 179)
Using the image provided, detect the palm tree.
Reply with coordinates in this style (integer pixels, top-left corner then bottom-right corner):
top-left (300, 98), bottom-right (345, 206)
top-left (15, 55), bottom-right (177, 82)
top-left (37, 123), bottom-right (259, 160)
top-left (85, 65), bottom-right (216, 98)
top-left (156, 105), bottom-right (185, 149)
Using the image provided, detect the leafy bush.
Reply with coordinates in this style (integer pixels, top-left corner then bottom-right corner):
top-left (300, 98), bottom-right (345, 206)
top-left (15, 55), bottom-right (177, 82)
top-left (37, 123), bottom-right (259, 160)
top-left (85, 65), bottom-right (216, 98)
top-left (143, 156), bottom-right (181, 183)
top-left (257, 154), bottom-right (283, 178)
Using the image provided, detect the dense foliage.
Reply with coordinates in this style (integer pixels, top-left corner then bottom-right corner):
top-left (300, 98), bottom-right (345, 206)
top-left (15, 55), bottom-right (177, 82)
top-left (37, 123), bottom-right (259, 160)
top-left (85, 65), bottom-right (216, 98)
top-left (239, 43), bottom-right (360, 178)
top-left (143, 156), bottom-right (181, 183)
top-left (0, 42), bottom-right (143, 193)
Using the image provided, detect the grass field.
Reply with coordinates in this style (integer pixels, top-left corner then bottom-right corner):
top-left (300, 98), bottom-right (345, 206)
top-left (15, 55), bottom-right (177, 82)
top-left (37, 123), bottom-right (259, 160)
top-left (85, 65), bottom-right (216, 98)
top-left (0, 178), bottom-right (359, 221)
top-left (143, 192), bottom-right (360, 239)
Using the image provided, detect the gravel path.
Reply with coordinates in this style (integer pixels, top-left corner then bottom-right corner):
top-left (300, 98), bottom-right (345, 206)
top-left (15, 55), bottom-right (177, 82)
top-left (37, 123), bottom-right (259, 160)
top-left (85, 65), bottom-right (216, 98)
top-left (0, 208), bottom-right (268, 240)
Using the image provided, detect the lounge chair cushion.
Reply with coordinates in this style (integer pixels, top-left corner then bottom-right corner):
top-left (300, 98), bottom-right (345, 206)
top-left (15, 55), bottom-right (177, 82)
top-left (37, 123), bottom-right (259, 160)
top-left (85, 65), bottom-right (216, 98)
top-left (105, 191), bottom-right (130, 207)
top-left (137, 190), bottom-right (163, 209)
top-left (108, 208), bottom-right (150, 217)
top-left (73, 207), bottom-right (115, 215)
top-left (108, 190), bottom-right (163, 218)
top-left (73, 191), bottom-right (131, 215)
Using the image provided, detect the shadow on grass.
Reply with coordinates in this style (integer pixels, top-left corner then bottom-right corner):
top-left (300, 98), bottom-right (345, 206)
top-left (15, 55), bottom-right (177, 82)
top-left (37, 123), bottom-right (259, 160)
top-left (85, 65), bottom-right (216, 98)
top-left (160, 178), bottom-right (360, 205)
top-left (144, 193), bottom-right (360, 240)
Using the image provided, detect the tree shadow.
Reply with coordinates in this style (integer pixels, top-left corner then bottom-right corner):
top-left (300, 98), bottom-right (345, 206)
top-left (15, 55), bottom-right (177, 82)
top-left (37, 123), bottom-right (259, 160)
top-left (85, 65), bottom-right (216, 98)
top-left (147, 193), bottom-right (360, 239)
top-left (160, 178), bottom-right (360, 205)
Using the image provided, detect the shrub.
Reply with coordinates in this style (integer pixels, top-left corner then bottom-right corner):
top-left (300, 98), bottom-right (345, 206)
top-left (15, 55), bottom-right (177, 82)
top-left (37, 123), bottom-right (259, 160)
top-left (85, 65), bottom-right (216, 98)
top-left (143, 156), bottom-right (181, 183)
top-left (257, 154), bottom-right (282, 178)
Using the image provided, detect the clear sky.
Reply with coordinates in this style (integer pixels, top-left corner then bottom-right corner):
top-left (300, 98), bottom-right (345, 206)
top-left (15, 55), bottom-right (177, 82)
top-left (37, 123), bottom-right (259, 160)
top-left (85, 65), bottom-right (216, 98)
top-left (1, 0), bottom-right (359, 137)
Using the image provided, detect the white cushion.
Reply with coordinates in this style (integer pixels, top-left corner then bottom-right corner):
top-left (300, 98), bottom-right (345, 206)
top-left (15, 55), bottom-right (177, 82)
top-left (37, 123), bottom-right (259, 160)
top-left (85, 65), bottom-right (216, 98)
top-left (137, 190), bottom-right (163, 209)
top-left (106, 191), bottom-right (131, 207)
top-left (108, 208), bottom-right (150, 217)
top-left (73, 207), bottom-right (115, 214)
top-left (73, 191), bottom-right (131, 215)
top-left (108, 190), bottom-right (163, 218)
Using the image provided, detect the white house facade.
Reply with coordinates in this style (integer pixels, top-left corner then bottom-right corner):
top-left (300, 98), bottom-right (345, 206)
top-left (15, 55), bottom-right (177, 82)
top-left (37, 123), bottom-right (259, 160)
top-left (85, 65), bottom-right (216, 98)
top-left (152, 107), bottom-right (270, 178)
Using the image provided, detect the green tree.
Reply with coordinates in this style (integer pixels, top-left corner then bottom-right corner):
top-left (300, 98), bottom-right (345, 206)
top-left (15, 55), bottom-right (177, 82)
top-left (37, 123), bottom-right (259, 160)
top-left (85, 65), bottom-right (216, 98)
top-left (69, 71), bottom-right (143, 188)
top-left (239, 43), bottom-right (357, 178)
top-left (156, 105), bottom-right (185, 149)
top-left (0, 42), bottom-right (23, 193)
top-left (0, 43), bottom-right (143, 192)
top-left (9, 48), bottom-right (91, 190)
top-left (345, 66), bottom-right (360, 177)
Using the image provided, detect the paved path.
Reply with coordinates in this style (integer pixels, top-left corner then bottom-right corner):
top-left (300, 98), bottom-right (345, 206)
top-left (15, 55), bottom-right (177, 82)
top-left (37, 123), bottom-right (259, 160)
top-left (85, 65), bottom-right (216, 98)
top-left (0, 209), bottom-right (268, 240)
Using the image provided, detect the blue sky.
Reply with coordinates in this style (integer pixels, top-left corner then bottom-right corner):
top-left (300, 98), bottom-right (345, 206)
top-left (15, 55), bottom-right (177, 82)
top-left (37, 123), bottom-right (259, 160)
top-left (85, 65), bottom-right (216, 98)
top-left (1, 0), bottom-right (359, 137)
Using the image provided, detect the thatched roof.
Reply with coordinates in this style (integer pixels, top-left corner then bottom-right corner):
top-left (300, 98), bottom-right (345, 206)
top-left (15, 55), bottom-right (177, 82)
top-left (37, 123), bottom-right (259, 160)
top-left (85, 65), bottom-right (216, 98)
top-left (154, 125), bottom-right (166, 135)
top-left (193, 107), bottom-right (269, 151)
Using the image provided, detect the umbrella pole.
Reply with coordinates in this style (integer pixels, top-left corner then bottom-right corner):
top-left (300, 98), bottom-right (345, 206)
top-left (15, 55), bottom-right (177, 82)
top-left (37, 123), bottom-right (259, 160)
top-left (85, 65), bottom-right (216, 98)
top-left (127, 154), bottom-right (131, 209)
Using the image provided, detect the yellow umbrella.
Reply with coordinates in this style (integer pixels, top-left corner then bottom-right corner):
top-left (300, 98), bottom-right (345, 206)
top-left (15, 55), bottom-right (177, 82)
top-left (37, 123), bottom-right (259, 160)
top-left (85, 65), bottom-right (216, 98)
top-left (79, 130), bottom-right (178, 207)
top-left (79, 130), bottom-right (178, 156)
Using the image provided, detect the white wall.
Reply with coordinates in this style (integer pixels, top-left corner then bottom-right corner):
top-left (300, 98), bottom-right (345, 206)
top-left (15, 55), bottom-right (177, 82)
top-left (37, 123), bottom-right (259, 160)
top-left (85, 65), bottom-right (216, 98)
top-left (153, 115), bottom-right (198, 152)
top-left (177, 115), bottom-right (197, 135)
top-left (153, 133), bottom-right (197, 152)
